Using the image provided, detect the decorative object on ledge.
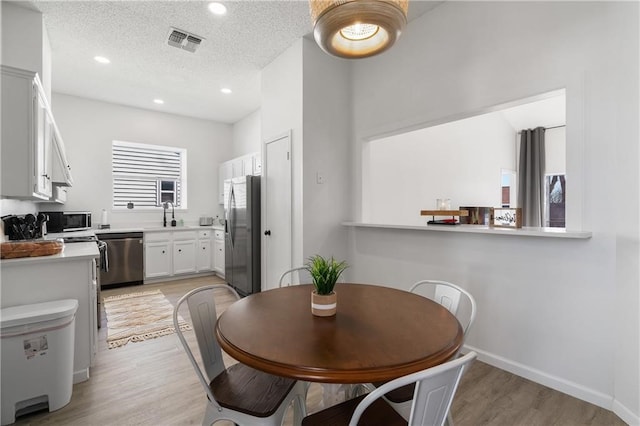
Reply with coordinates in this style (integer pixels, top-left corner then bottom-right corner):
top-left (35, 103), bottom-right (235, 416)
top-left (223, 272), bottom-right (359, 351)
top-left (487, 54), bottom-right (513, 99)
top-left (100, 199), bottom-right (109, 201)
top-left (306, 254), bottom-right (348, 317)
top-left (420, 209), bottom-right (469, 225)
top-left (490, 208), bottom-right (522, 228)
top-left (309, 0), bottom-right (408, 59)
top-left (459, 206), bottom-right (492, 225)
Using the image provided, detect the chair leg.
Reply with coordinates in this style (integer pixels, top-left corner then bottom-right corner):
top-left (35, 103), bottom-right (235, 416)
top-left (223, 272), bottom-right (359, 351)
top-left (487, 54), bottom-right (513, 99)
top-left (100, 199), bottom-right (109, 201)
top-left (349, 383), bottom-right (370, 398)
top-left (445, 410), bottom-right (454, 426)
top-left (202, 401), bottom-right (219, 426)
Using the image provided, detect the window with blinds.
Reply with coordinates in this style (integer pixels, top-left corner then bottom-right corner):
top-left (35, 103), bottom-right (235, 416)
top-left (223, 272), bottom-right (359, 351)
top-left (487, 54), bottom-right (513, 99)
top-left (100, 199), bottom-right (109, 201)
top-left (112, 140), bottom-right (187, 208)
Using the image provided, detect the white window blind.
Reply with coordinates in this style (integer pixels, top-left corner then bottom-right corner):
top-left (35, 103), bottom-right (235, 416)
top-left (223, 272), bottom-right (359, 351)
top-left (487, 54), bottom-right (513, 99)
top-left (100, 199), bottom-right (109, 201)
top-left (112, 140), bottom-right (187, 208)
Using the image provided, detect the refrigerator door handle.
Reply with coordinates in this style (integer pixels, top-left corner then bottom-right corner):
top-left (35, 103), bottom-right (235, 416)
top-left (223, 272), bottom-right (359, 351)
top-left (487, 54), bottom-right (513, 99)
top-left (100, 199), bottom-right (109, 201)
top-left (224, 183), bottom-right (230, 235)
top-left (229, 183), bottom-right (236, 250)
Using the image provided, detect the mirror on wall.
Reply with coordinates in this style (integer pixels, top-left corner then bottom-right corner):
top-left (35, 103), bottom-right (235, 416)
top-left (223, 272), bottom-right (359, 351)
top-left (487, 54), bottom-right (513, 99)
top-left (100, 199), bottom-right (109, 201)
top-left (362, 89), bottom-right (566, 227)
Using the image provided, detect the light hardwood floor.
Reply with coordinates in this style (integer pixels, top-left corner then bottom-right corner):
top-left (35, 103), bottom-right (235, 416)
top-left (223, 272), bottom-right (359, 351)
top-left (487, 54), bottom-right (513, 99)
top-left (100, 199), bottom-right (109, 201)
top-left (13, 276), bottom-right (625, 425)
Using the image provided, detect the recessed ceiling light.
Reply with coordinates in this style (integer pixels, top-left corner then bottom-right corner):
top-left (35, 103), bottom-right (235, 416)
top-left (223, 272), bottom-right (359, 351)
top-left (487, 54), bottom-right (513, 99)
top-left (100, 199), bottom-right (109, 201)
top-left (94, 56), bottom-right (110, 64)
top-left (221, 88), bottom-right (232, 94)
top-left (208, 2), bottom-right (227, 15)
top-left (153, 99), bottom-right (164, 105)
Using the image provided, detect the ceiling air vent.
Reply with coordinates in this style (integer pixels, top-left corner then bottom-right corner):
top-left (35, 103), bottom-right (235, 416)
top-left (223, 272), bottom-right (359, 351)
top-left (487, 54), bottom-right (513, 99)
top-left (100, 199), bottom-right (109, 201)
top-left (167, 28), bottom-right (204, 53)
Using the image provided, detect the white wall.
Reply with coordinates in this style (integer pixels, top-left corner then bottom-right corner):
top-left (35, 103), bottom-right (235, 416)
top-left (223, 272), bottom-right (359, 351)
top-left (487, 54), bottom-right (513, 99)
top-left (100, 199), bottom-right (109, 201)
top-left (365, 112), bottom-right (515, 224)
top-left (347, 1), bottom-right (638, 423)
top-left (40, 94), bottom-right (232, 227)
top-left (232, 109), bottom-right (261, 157)
top-left (0, 199), bottom-right (38, 217)
top-left (301, 38), bottom-right (351, 261)
top-left (545, 127), bottom-right (566, 175)
top-left (261, 39), bottom-right (304, 266)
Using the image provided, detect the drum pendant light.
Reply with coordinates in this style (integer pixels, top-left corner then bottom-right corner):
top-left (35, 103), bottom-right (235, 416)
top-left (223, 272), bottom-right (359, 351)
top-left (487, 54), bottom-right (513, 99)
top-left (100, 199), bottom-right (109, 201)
top-left (309, 0), bottom-right (408, 59)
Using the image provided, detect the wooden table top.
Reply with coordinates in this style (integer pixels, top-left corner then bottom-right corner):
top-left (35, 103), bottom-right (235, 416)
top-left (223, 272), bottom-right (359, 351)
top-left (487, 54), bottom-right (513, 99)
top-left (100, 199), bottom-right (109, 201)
top-left (215, 283), bottom-right (464, 384)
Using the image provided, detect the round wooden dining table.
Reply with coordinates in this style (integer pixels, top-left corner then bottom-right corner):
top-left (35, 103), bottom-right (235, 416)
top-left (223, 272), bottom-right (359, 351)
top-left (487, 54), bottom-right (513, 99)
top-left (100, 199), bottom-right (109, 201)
top-left (215, 283), bottom-right (464, 384)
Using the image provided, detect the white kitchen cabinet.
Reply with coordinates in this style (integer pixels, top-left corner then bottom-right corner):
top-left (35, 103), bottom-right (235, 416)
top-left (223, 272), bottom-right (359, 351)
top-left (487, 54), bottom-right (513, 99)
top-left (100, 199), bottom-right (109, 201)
top-left (218, 152), bottom-right (261, 204)
top-left (196, 230), bottom-right (213, 272)
top-left (173, 231), bottom-right (197, 275)
top-left (173, 239), bottom-right (196, 274)
top-left (253, 153), bottom-right (262, 175)
top-left (214, 229), bottom-right (225, 277)
top-left (242, 156), bottom-right (253, 177)
top-left (231, 157), bottom-right (245, 177)
top-left (197, 239), bottom-right (213, 272)
top-left (218, 161), bottom-right (232, 204)
top-left (145, 229), bottom-right (215, 281)
top-left (1, 66), bottom-right (54, 200)
top-left (145, 241), bottom-right (172, 278)
top-left (1, 248), bottom-right (99, 384)
top-left (50, 125), bottom-right (74, 187)
top-left (50, 185), bottom-right (68, 204)
top-left (90, 259), bottom-right (99, 362)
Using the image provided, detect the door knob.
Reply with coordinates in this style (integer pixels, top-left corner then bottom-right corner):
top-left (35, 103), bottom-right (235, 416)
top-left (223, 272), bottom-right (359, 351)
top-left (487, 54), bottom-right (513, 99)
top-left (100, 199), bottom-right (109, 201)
top-left (264, 230), bottom-right (271, 236)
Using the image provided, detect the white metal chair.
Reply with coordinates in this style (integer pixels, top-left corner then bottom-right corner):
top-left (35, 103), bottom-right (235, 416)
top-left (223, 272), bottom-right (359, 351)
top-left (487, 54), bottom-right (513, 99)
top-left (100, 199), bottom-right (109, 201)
top-left (369, 280), bottom-right (477, 422)
top-left (278, 266), bottom-right (309, 287)
top-left (409, 280), bottom-right (477, 337)
top-left (173, 284), bottom-right (307, 426)
top-left (302, 351), bottom-right (477, 426)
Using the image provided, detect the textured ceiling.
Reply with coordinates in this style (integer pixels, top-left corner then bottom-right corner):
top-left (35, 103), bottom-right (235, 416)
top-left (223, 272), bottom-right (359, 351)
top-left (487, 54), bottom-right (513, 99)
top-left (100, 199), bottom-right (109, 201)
top-left (29, 0), bottom-right (441, 123)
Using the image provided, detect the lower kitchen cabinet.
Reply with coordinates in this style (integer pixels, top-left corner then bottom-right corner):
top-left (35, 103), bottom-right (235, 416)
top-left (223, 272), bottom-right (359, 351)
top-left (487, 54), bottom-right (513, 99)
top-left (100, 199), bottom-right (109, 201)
top-left (144, 241), bottom-right (172, 279)
top-left (197, 230), bottom-right (213, 272)
top-left (144, 228), bottom-right (215, 282)
top-left (173, 239), bottom-right (196, 274)
top-left (213, 229), bottom-right (225, 277)
top-left (1, 251), bottom-right (98, 384)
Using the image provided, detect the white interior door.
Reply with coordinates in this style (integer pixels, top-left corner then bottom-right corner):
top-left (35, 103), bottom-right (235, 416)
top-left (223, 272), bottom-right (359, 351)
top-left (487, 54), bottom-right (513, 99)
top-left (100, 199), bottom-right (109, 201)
top-left (262, 132), bottom-right (292, 291)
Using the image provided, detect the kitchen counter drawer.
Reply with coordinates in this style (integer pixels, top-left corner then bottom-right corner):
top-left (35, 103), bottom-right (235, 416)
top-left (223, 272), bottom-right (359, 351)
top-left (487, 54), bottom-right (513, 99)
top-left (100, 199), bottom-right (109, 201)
top-left (144, 232), bottom-right (171, 242)
top-left (173, 231), bottom-right (197, 241)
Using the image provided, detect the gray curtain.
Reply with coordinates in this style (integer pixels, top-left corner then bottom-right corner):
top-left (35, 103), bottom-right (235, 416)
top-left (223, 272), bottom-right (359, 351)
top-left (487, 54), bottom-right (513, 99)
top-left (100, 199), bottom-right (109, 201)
top-left (517, 127), bottom-right (546, 227)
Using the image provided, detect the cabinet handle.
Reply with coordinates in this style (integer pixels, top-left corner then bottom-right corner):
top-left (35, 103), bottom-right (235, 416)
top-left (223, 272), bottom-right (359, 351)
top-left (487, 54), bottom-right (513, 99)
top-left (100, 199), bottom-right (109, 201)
top-left (42, 174), bottom-right (50, 180)
top-left (178, 249), bottom-right (182, 252)
top-left (162, 250), bottom-right (165, 254)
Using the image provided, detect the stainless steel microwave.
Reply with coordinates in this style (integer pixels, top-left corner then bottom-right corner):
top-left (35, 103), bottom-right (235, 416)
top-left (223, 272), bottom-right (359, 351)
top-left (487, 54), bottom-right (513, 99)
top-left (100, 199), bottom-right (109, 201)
top-left (39, 211), bottom-right (91, 233)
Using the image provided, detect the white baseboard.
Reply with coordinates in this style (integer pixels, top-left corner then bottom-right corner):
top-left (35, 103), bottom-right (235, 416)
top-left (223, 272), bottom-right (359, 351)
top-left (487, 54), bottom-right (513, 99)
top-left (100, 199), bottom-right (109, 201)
top-left (73, 368), bottom-right (89, 384)
top-left (463, 344), bottom-right (613, 410)
top-left (462, 345), bottom-right (639, 425)
top-left (612, 399), bottom-right (640, 426)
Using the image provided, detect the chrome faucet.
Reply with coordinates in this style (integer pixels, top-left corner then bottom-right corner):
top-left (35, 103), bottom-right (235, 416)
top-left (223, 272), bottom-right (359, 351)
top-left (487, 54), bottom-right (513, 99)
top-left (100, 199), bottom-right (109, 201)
top-left (163, 201), bottom-right (176, 227)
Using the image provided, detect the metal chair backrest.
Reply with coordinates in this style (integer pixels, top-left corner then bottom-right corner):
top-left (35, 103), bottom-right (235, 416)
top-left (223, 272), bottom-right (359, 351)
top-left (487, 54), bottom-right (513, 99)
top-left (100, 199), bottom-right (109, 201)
top-left (278, 266), bottom-right (309, 288)
top-left (410, 280), bottom-right (477, 336)
top-left (173, 284), bottom-right (240, 405)
top-left (350, 351), bottom-right (477, 426)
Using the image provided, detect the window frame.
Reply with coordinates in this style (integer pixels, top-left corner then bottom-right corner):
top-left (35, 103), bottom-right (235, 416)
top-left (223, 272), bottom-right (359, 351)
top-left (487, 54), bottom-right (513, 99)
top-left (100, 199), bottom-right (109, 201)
top-left (112, 140), bottom-right (188, 211)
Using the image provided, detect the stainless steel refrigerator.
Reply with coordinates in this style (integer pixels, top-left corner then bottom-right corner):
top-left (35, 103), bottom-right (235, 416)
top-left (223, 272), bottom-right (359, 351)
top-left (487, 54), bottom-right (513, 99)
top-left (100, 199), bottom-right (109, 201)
top-left (224, 175), bottom-right (261, 296)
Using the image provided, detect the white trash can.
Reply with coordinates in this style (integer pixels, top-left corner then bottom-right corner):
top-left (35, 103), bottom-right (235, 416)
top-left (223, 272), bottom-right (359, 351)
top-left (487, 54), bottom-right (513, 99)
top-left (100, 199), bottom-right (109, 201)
top-left (1, 299), bottom-right (78, 425)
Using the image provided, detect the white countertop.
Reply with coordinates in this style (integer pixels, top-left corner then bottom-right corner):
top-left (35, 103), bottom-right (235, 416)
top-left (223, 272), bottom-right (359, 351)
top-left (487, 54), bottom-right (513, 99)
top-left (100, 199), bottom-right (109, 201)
top-left (1, 225), bottom-right (225, 266)
top-left (342, 222), bottom-right (593, 239)
top-left (93, 225), bottom-right (223, 234)
top-left (1, 240), bottom-right (99, 265)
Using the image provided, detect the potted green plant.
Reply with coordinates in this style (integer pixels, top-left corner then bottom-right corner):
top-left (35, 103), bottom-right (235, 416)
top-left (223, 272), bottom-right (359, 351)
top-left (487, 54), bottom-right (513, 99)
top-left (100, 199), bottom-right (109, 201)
top-left (305, 255), bottom-right (348, 317)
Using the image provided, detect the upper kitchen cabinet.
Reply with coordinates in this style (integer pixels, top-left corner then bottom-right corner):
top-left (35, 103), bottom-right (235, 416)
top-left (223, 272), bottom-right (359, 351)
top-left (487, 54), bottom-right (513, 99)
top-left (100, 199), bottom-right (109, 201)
top-left (2, 2), bottom-right (53, 102)
top-left (1, 66), bottom-right (73, 201)
top-left (51, 122), bottom-right (74, 187)
top-left (218, 152), bottom-right (261, 204)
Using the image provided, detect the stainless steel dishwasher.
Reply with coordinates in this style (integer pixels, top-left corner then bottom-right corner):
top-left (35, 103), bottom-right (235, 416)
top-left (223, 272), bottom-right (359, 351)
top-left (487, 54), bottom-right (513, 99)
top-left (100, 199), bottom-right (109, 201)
top-left (96, 232), bottom-right (144, 287)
